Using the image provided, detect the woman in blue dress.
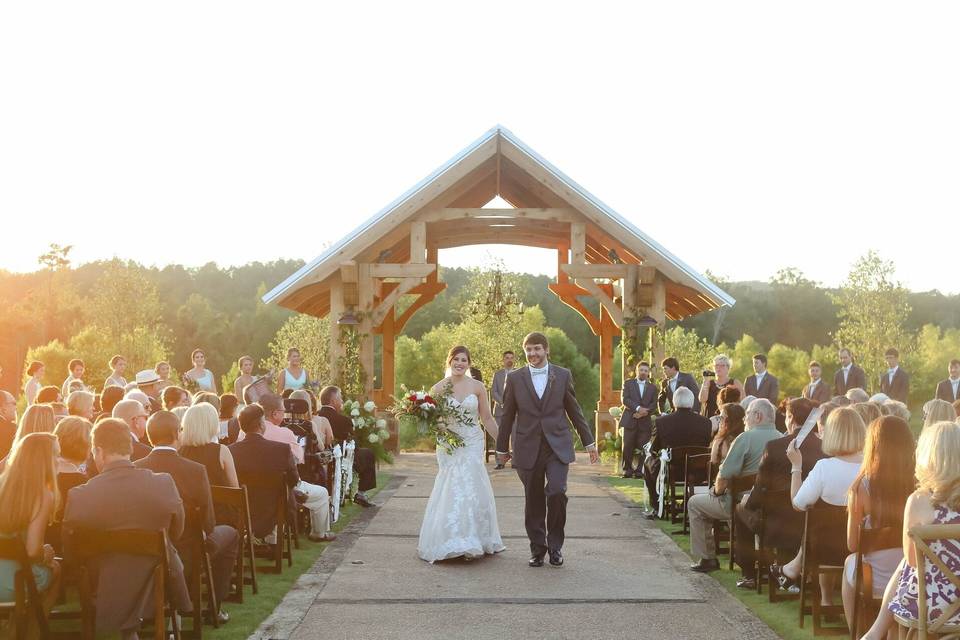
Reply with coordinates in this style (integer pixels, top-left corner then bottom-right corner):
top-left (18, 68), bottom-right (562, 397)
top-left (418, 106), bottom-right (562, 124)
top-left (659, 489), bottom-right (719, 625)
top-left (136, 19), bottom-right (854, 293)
top-left (0, 432), bottom-right (62, 613)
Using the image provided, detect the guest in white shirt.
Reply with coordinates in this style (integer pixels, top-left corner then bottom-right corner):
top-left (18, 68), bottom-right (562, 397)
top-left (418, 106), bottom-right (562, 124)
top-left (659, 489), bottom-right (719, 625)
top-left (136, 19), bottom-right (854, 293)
top-left (60, 359), bottom-right (87, 399)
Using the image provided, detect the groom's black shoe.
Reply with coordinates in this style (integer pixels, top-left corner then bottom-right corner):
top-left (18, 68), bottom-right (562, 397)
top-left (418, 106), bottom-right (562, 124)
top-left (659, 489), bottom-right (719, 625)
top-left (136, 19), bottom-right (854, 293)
top-left (548, 550), bottom-right (563, 567)
top-left (528, 554), bottom-right (545, 568)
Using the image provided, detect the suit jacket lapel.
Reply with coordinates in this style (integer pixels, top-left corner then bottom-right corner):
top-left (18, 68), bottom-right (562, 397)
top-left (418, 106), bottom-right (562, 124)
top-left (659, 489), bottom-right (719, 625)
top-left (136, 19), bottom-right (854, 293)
top-left (540, 366), bottom-right (557, 408)
top-left (522, 366), bottom-right (540, 408)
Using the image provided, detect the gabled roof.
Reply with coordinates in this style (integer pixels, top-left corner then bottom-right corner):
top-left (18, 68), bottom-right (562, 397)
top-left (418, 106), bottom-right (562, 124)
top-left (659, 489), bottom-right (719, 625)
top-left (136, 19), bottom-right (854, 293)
top-left (263, 125), bottom-right (734, 318)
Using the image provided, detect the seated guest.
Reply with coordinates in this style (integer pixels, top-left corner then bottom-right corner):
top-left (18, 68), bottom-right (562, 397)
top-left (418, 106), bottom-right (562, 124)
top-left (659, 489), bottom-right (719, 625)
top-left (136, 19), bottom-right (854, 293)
top-left (135, 411), bottom-right (237, 621)
top-left (67, 390), bottom-right (95, 421)
top-left (103, 355), bottom-right (128, 390)
top-left (846, 388), bottom-right (870, 404)
top-left (935, 359), bottom-right (960, 403)
top-left (53, 417), bottom-right (92, 517)
top-left (832, 395), bottom-right (852, 407)
top-left (869, 393), bottom-right (890, 404)
top-left (163, 385), bottom-right (191, 411)
top-left (318, 386), bottom-right (377, 507)
top-left (657, 357), bottom-right (701, 414)
top-left (0, 433), bottom-right (62, 613)
top-left (955, 399), bottom-right (960, 417)
top-left (98, 386), bottom-right (125, 421)
top-left (123, 390), bottom-right (154, 416)
top-left (179, 403), bottom-right (239, 489)
top-left (237, 394), bottom-right (335, 541)
top-left (841, 415), bottom-right (915, 629)
top-left (35, 385), bottom-right (61, 405)
top-left (134, 370), bottom-right (163, 413)
top-left (923, 398), bottom-right (956, 428)
top-left (884, 399), bottom-right (911, 422)
top-left (772, 407), bottom-right (866, 601)
top-left (0, 390), bottom-right (17, 460)
top-left (193, 391), bottom-right (220, 413)
top-left (711, 403), bottom-right (746, 467)
top-left (218, 393), bottom-right (240, 444)
top-left (111, 399), bottom-right (152, 460)
top-left (687, 398), bottom-right (782, 573)
top-left (802, 361), bottom-right (832, 406)
top-left (289, 389), bottom-right (334, 449)
top-left (739, 395), bottom-right (757, 411)
top-left (171, 406), bottom-right (189, 422)
top-left (229, 404), bottom-right (301, 541)
top-left (708, 386), bottom-right (741, 435)
top-left (862, 421), bottom-right (960, 638)
top-left (734, 398), bottom-right (824, 588)
top-left (63, 419), bottom-right (190, 638)
top-left (642, 387), bottom-right (712, 516)
top-left (50, 402), bottom-right (69, 423)
top-left (853, 401), bottom-right (883, 427)
top-left (13, 403), bottom-right (56, 448)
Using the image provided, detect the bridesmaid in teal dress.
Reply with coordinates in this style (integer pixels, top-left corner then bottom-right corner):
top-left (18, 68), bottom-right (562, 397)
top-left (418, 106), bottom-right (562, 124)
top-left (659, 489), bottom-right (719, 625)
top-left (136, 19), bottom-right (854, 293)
top-left (0, 432), bottom-right (61, 611)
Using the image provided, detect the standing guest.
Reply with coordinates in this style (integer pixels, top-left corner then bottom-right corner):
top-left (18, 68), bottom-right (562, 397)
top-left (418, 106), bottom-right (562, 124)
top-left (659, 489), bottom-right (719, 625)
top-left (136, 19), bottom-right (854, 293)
top-left (237, 394), bottom-right (335, 541)
top-left (63, 418), bottom-right (190, 638)
top-left (0, 433), bottom-right (62, 614)
top-left (834, 348), bottom-right (867, 397)
top-left (184, 349), bottom-right (217, 393)
top-left (491, 351), bottom-right (516, 424)
top-left (657, 357), bottom-right (701, 414)
top-left (279, 348), bottom-right (308, 393)
top-left (97, 386), bottom-right (125, 421)
top-left (772, 407), bottom-right (866, 595)
top-left (643, 387), bottom-right (712, 518)
top-left (802, 361), bottom-right (832, 406)
top-left (880, 348), bottom-right (910, 403)
top-left (60, 359), bottom-right (86, 399)
top-left (162, 385), bottom-right (191, 411)
top-left (154, 361), bottom-right (173, 391)
top-left (218, 393), bottom-right (240, 444)
top-left (744, 354), bottom-right (780, 404)
top-left (103, 355), bottom-right (127, 389)
top-left (711, 403), bottom-right (747, 467)
top-left (134, 370), bottom-right (163, 413)
top-left (233, 356), bottom-right (256, 400)
top-left (0, 391), bottom-right (17, 460)
top-left (229, 405), bottom-right (302, 541)
top-left (36, 386), bottom-right (61, 405)
top-left (66, 390), bottom-right (95, 421)
top-left (135, 411), bottom-right (237, 620)
top-left (318, 386), bottom-right (378, 508)
top-left (841, 416), bottom-right (915, 629)
top-left (923, 399), bottom-right (956, 428)
top-left (289, 389), bottom-right (334, 448)
top-left (687, 399), bottom-right (782, 572)
top-left (698, 354), bottom-right (744, 418)
top-left (179, 403), bottom-right (239, 488)
top-left (619, 361), bottom-right (658, 478)
top-left (110, 399), bottom-right (152, 461)
top-left (935, 359), bottom-right (960, 403)
top-left (23, 361), bottom-right (44, 405)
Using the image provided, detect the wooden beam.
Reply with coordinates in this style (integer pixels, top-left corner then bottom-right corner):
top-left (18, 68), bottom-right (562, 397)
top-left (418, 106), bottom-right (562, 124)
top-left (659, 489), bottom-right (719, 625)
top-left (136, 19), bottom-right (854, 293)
top-left (574, 276), bottom-right (623, 328)
top-left (394, 281), bottom-right (447, 332)
top-left (571, 223), bottom-right (586, 264)
top-left (416, 207), bottom-right (579, 224)
top-left (650, 272), bottom-right (667, 366)
top-left (548, 282), bottom-right (600, 336)
top-left (409, 221), bottom-right (426, 264)
top-left (328, 277), bottom-right (345, 384)
top-left (426, 245), bottom-right (438, 283)
top-left (368, 263), bottom-right (435, 279)
top-left (370, 277), bottom-right (420, 327)
top-left (560, 264), bottom-right (630, 280)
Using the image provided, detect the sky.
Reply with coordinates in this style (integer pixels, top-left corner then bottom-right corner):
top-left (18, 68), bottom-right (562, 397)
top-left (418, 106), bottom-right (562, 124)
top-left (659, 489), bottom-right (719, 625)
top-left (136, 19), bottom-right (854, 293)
top-left (2, 2), bottom-right (958, 294)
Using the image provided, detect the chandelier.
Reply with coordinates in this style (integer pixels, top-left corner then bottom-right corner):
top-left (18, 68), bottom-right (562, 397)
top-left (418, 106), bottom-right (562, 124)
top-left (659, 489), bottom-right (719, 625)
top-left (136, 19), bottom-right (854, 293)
top-left (467, 270), bottom-right (524, 323)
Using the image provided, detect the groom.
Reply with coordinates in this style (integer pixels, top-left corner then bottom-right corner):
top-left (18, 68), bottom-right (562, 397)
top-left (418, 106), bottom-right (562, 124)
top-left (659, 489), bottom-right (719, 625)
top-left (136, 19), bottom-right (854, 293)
top-left (495, 332), bottom-right (598, 568)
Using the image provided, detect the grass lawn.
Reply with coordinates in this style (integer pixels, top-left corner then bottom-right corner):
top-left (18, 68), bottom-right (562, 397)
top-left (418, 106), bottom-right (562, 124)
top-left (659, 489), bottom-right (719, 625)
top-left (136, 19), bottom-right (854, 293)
top-left (200, 473), bottom-right (391, 640)
top-left (609, 476), bottom-right (828, 640)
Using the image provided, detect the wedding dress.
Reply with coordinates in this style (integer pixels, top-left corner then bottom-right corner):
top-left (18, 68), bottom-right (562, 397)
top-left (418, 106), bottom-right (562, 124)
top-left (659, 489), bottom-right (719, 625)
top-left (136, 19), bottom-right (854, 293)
top-left (417, 393), bottom-right (505, 562)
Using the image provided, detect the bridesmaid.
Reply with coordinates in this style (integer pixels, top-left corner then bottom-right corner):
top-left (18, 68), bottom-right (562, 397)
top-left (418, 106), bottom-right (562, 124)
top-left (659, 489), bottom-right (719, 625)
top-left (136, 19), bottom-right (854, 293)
top-left (233, 356), bottom-right (255, 400)
top-left (279, 348), bottom-right (309, 393)
top-left (24, 361), bottom-right (45, 406)
top-left (184, 349), bottom-right (217, 393)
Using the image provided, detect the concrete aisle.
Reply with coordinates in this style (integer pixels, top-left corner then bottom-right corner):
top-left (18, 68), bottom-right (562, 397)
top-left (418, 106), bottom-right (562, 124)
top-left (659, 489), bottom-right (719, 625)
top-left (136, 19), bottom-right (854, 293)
top-left (252, 453), bottom-right (779, 640)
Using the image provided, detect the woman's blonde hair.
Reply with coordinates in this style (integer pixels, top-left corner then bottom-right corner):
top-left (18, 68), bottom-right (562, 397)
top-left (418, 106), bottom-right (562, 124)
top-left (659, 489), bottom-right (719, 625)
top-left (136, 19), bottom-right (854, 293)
top-left (852, 402), bottom-right (882, 426)
top-left (924, 399), bottom-right (957, 428)
top-left (821, 406), bottom-right (866, 457)
top-left (15, 404), bottom-right (56, 443)
top-left (180, 403), bottom-right (219, 447)
top-left (55, 416), bottom-right (93, 463)
top-left (916, 421), bottom-right (960, 510)
top-left (170, 406), bottom-right (189, 421)
top-left (713, 354), bottom-right (732, 368)
top-left (67, 390), bottom-right (96, 417)
top-left (289, 389), bottom-right (314, 414)
top-left (0, 433), bottom-right (60, 532)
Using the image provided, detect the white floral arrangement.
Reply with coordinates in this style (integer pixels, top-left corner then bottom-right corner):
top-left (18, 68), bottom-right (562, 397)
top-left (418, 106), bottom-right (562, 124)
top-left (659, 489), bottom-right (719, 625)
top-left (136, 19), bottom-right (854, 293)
top-left (341, 398), bottom-right (392, 462)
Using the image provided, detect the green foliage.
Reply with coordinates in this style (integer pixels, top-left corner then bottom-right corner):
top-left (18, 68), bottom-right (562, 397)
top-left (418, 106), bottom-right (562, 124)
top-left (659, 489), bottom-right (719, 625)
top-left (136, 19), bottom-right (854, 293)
top-left (261, 314), bottom-right (331, 385)
top-left (728, 334), bottom-right (764, 381)
top-left (910, 325), bottom-right (960, 407)
top-left (659, 326), bottom-right (720, 378)
top-left (830, 251), bottom-right (914, 391)
top-left (86, 260), bottom-right (164, 340)
top-left (22, 340), bottom-right (73, 388)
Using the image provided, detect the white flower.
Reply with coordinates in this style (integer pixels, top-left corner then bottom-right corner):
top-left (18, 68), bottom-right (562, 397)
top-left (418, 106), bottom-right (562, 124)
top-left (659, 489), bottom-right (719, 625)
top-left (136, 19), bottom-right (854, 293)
top-left (368, 433), bottom-right (380, 443)
top-left (364, 401), bottom-right (376, 413)
top-left (604, 432), bottom-right (614, 440)
top-left (421, 402), bottom-right (435, 411)
top-left (352, 418), bottom-right (363, 428)
top-left (378, 430), bottom-right (390, 441)
top-left (350, 408), bottom-right (360, 417)
top-left (415, 391), bottom-right (426, 401)
top-left (608, 406), bottom-right (623, 418)
top-left (376, 418), bottom-right (387, 429)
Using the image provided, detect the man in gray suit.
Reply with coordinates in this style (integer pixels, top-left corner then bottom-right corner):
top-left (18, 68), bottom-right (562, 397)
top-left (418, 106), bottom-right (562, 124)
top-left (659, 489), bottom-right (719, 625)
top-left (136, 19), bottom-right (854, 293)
top-left (64, 419), bottom-right (190, 638)
top-left (495, 332), bottom-right (598, 568)
top-left (618, 361), bottom-right (658, 478)
top-left (490, 351), bottom-right (516, 469)
top-left (744, 354), bottom-right (780, 404)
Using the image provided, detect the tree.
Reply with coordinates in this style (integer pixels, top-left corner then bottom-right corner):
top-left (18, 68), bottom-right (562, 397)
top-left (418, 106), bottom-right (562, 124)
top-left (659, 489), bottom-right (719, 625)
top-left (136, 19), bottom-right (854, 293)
top-left (86, 260), bottom-right (164, 340)
top-left (830, 251), bottom-right (914, 392)
top-left (261, 314), bottom-right (332, 390)
top-left (659, 327), bottom-right (720, 380)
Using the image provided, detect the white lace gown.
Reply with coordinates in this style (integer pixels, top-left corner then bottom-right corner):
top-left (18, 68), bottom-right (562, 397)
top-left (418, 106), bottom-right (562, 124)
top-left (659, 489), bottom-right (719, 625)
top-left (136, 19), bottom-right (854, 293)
top-left (417, 394), bottom-right (505, 563)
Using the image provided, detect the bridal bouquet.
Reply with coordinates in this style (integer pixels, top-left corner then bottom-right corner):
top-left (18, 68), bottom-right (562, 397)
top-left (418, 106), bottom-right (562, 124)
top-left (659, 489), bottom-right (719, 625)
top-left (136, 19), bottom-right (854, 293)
top-left (389, 381), bottom-right (471, 453)
top-left (341, 399), bottom-right (393, 463)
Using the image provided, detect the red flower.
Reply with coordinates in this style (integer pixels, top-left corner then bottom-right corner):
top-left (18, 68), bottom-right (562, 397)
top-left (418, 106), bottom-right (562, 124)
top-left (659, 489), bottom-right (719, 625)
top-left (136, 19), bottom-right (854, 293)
top-left (408, 394), bottom-right (417, 403)
top-left (424, 395), bottom-right (434, 404)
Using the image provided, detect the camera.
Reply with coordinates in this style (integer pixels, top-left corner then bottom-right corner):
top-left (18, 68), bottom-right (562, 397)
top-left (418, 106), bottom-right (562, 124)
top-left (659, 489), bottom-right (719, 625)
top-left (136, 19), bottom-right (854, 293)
top-left (702, 370), bottom-right (716, 378)
top-left (281, 398), bottom-right (326, 485)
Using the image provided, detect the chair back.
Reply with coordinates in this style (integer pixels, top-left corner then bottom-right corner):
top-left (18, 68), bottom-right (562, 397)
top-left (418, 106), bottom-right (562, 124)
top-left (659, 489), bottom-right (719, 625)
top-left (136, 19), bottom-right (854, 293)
top-left (906, 523), bottom-right (960, 637)
top-left (668, 446), bottom-right (710, 476)
top-left (237, 472), bottom-right (289, 537)
top-left (803, 502), bottom-right (849, 567)
top-left (0, 534), bottom-right (49, 637)
top-left (211, 485), bottom-right (253, 534)
top-left (67, 527), bottom-right (167, 562)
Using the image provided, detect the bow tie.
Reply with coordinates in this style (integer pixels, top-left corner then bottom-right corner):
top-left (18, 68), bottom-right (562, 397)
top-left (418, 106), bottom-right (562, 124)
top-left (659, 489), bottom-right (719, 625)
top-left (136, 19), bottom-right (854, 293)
top-left (888, 369), bottom-right (897, 375)
top-left (530, 368), bottom-right (548, 377)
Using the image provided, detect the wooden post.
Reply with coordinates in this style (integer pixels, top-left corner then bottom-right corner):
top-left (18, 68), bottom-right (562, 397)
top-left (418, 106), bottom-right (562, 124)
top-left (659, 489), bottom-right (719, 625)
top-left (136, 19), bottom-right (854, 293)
top-left (376, 309), bottom-right (396, 406)
top-left (622, 264), bottom-right (638, 384)
top-left (328, 277), bottom-right (345, 385)
top-left (650, 271), bottom-right (667, 369)
top-left (556, 244), bottom-right (569, 284)
top-left (426, 244), bottom-right (438, 283)
top-left (410, 221), bottom-right (426, 264)
top-left (571, 223), bottom-right (586, 264)
top-left (596, 304), bottom-right (618, 446)
top-left (358, 263), bottom-right (375, 399)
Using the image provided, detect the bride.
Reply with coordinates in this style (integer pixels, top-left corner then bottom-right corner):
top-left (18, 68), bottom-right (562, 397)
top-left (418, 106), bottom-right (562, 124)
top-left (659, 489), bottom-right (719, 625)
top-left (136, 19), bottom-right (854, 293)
top-left (417, 345), bottom-right (505, 563)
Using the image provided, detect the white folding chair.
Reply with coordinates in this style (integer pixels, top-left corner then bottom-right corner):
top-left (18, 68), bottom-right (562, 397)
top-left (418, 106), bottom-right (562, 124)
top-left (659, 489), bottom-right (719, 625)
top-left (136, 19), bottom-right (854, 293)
top-left (341, 440), bottom-right (356, 507)
top-left (331, 444), bottom-right (343, 523)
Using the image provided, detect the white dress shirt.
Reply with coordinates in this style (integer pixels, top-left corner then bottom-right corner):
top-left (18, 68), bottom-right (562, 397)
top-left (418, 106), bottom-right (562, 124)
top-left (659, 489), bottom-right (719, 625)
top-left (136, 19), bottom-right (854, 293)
top-left (635, 379), bottom-right (647, 412)
top-left (842, 364), bottom-right (851, 385)
top-left (951, 377), bottom-right (960, 398)
top-left (529, 364), bottom-right (549, 399)
top-left (888, 366), bottom-right (899, 384)
top-left (754, 372), bottom-right (766, 389)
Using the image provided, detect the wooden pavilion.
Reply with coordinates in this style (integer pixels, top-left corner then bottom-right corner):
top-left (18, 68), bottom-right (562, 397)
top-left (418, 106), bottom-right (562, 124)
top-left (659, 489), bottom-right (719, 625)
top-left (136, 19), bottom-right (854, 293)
top-left (263, 126), bottom-right (734, 440)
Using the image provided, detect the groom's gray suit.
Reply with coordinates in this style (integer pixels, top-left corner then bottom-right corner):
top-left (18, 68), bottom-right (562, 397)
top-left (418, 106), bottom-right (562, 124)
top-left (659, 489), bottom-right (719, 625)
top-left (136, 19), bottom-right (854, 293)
top-left (495, 363), bottom-right (595, 555)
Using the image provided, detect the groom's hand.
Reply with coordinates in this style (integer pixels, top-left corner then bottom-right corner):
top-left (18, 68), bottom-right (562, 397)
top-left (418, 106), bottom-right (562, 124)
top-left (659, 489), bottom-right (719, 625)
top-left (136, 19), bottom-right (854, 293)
top-left (587, 446), bottom-right (599, 465)
top-left (495, 451), bottom-right (511, 466)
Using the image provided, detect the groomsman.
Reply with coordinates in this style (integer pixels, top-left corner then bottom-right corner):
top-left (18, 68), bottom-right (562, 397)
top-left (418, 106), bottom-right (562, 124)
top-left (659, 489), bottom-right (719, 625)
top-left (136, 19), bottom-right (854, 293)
top-left (802, 361), bottom-right (832, 406)
top-left (935, 359), bottom-right (960, 402)
top-left (657, 357), bottom-right (700, 414)
top-left (490, 351), bottom-right (516, 469)
top-left (744, 354), bottom-right (779, 404)
top-left (618, 362), bottom-right (658, 478)
top-left (880, 348), bottom-right (910, 403)
top-left (834, 348), bottom-right (867, 396)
